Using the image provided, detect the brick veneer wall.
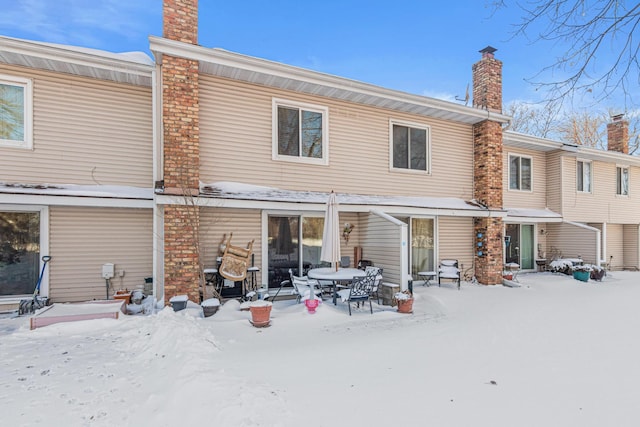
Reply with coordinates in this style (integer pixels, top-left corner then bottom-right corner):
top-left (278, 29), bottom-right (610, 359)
top-left (162, 0), bottom-right (201, 304)
top-left (607, 115), bottom-right (629, 154)
top-left (472, 48), bottom-right (504, 285)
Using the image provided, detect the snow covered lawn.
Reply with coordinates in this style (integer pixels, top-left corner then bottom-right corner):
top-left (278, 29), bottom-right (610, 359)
top-left (2, 271), bottom-right (640, 426)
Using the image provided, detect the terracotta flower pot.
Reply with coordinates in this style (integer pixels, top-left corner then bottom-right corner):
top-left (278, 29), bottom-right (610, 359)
top-left (397, 298), bottom-right (413, 314)
top-left (249, 301), bottom-right (272, 327)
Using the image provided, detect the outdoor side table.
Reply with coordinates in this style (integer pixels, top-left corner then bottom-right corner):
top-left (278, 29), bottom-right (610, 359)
top-left (417, 271), bottom-right (437, 287)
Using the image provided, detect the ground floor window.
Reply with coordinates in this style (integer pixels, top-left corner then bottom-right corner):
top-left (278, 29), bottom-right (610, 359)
top-left (0, 210), bottom-right (40, 296)
top-left (504, 223), bottom-right (534, 270)
top-left (267, 215), bottom-right (324, 288)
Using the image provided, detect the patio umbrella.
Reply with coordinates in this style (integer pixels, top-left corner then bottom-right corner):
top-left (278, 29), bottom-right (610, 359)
top-left (320, 191), bottom-right (341, 271)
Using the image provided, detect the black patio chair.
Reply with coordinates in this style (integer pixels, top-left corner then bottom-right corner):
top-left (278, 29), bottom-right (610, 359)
top-left (336, 273), bottom-right (377, 315)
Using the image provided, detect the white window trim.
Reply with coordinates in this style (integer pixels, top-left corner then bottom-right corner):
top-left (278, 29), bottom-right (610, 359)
top-left (577, 159), bottom-right (593, 194)
top-left (389, 119), bottom-right (431, 174)
top-left (0, 205), bottom-right (49, 299)
top-left (0, 74), bottom-right (33, 150)
top-left (616, 164), bottom-right (630, 197)
top-left (272, 98), bottom-right (329, 165)
top-left (507, 153), bottom-right (533, 192)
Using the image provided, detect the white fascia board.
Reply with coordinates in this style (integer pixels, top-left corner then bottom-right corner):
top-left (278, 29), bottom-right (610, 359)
top-left (0, 36), bottom-right (154, 78)
top-left (503, 216), bottom-right (563, 224)
top-left (155, 194), bottom-right (502, 217)
top-left (149, 36), bottom-right (511, 125)
top-left (0, 193), bottom-right (153, 208)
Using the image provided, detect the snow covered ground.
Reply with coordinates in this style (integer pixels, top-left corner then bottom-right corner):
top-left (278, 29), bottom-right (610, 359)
top-left (2, 271), bottom-right (640, 427)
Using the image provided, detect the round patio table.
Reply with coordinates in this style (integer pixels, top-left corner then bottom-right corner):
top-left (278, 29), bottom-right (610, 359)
top-left (308, 267), bottom-right (366, 304)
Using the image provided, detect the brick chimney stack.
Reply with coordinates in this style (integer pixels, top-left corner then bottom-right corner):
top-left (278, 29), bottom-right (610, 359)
top-left (607, 114), bottom-right (629, 154)
top-left (162, 0), bottom-right (201, 304)
top-left (472, 46), bottom-right (502, 113)
top-left (472, 46), bottom-right (504, 285)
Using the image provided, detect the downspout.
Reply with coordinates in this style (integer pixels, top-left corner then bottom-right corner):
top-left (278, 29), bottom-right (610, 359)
top-left (151, 62), bottom-right (164, 304)
top-left (601, 222), bottom-right (607, 268)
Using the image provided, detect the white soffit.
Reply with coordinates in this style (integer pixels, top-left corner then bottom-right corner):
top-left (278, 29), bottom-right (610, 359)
top-left (0, 36), bottom-right (154, 86)
top-left (149, 36), bottom-right (511, 126)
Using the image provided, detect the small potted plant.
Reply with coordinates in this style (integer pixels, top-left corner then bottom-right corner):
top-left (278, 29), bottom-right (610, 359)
top-left (342, 222), bottom-right (354, 244)
top-left (249, 299), bottom-right (272, 327)
top-left (394, 290), bottom-right (414, 314)
top-left (572, 264), bottom-right (592, 282)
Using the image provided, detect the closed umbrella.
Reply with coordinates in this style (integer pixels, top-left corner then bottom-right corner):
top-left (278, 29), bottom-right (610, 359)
top-left (320, 191), bottom-right (341, 271)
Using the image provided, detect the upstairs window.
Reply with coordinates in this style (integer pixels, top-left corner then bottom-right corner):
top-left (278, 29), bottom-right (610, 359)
top-left (577, 160), bottom-right (592, 193)
top-left (509, 154), bottom-right (532, 191)
top-left (0, 74), bottom-right (32, 149)
top-left (391, 121), bottom-right (430, 172)
top-left (273, 99), bottom-right (328, 164)
top-left (617, 166), bottom-right (629, 196)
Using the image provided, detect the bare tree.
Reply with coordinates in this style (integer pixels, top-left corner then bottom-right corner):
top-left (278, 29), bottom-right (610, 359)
top-left (504, 99), bottom-right (560, 137)
top-left (556, 110), bottom-right (607, 148)
top-left (494, 1), bottom-right (640, 108)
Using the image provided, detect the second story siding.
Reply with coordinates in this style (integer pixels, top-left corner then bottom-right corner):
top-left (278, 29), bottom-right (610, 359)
top-left (502, 147), bottom-right (547, 209)
top-left (199, 75), bottom-right (475, 199)
top-left (0, 64), bottom-right (153, 188)
top-left (562, 155), bottom-right (640, 223)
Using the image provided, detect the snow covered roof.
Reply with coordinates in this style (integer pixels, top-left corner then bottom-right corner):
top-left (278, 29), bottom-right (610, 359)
top-left (0, 36), bottom-right (154, 86)
top-left (198, 181), bottom-right (492, 215)
top-left (0, 182), bottom-right (154, 208)
top-left (505, 207), bottom-right (563, 223)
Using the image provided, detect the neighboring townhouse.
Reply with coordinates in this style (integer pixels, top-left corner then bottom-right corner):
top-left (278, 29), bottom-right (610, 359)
top-left (0, 37), bottom-right (156, 308)
top-left (503, 114), bottom-right (640, 271)
top-left (153, 0), bottom-right (510, 303)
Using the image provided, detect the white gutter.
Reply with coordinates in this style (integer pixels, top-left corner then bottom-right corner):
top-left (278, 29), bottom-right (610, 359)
top-left (0, 36), bottom-right (154, 78)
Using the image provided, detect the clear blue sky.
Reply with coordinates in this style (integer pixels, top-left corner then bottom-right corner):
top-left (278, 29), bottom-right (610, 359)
top-left (0, 0), bottom-right (626, 110)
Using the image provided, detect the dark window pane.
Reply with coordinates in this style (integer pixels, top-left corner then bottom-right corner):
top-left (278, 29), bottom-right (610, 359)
top-left (509, 156), bottom-right (520, 189)
top-left (521, 157), bottom-right (531, 190)
top-left (278, 106), bottom-right (299, 156)
top-left (301, 110), bottom-right (322, 158)
top-left (393, 125), bottom-right (408, 169)
top-left (409, 128), bottom-right (426, 170)
top-left (0, 211), bottom-right (40, 295)
top-left (577, 161), bottom-right (584, 191)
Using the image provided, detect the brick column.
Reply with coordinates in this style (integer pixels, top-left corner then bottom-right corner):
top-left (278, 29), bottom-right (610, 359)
top-left (472, 47), bottom-right (504, 285)
top-left (162, 0), bottom-right (201, 304)
top-left (607, 114), bottom-right (629, 154)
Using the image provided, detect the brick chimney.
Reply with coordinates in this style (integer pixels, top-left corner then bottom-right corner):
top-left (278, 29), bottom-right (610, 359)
top-left (472, 46), bottom-right (502, 114)
top-left (607, 114), bottom-right (629, 154)
top-left (472, 46), bottom-right (504, 285)
top-left (162, 0), bottom-right (201, 304)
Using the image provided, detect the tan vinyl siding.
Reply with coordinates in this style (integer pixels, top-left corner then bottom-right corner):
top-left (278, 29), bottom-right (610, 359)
top-left (546, 151), bottom-right (562, 214)
top-left (605, 223), bottom-right (624, 270)
top-left (199, 207), bottom-right (262, 282)
top-left (49, 206), bottom-right (153, 302)
top-left (0, 64), bottom-right (152, 187)
top-left (360, 212), bottom-right (404, 285)
top-left (546, 222), bottom-right (599, 264)
top-left (503, 147), bottom-right (547, 209)
top-left (438, 217), bottom-right (473, 277)
top-left (623, 224), bottom-right (639, 270)
top-left (199, 75), bottom-right (474, 199)
top-left (562, 156), bottom-right (640, 224)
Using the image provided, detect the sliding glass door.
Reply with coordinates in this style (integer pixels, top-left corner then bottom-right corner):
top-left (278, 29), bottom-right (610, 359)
top-left (504, 223), bottom-right (534, 270)
top-left (0, 211), bottom-right (40, 296)
top-left (267, 215), bottom-right (323, 288)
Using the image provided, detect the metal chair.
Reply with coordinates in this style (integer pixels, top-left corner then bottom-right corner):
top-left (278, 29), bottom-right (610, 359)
top-left (336, 274), bottom-right (376, 315)
top-left (438, 259), bottom-right (461, 290)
